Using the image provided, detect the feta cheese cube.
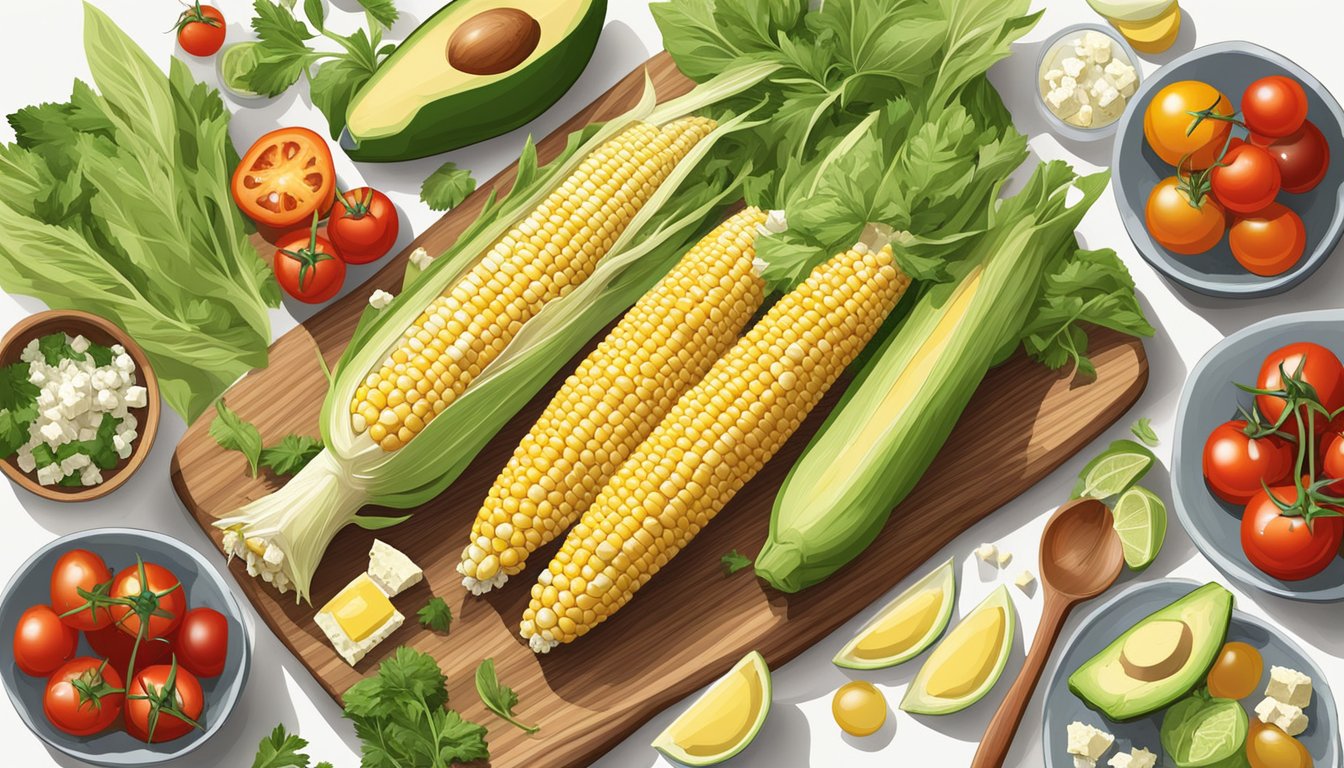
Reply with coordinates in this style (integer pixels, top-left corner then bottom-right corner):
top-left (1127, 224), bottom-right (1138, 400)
top-left (96, 389), bottom-right (118, 410)
top-left (1074, 758), bottom-right (1096, 768)
top-left (60, 452), bottom-right (90, 476)
top-left (996, 550), bottom-right (1013, 568)
top-left (367, 539), bottom-right (424, 597)
top-left (17, 449), bottom-right (36, 473)
top-left (80, 465), bottom-right (102, 487)
top-left (1047, 87), bottom-right (1080, 117)
top-left (1084, 32), bottom-right (1113, 64)
top-left (1266, 666), bottom-right (1312, 708)
top-left (28, 368), bottom-right (46, 386)
top-left (1098, 86), bottom-right (1120, 108)
top-left (114, 354), bottom-right (134, 373)
top-left (1066, 721), bottom-right (1114, 761)
top-left (20, 340), bottom-right (39, 363)
top-left (124, 386), bottom-right (147, 409)
top-left (1061, 57), bottom-right (1086, 79)
top-left (1077, 105), bottom-right (1095, 127)
top-left (41, 406), bottom-right (61, 423)
top-left (70, 335), bottom-right (89, 354)
top-left (1044, 68), bottom-right (1064, 83)
top-left (1060, 75), bottom-right (1078, 93)
top-left (1014, 570), bottom-right (1036, 590)
top-left (40, 421), bottom-right (64, 443)
top-left (1076, 88), bottom-right (1091, 106)
top-left (37, 389), bottom-right (56, 409)
top-left (368, 289), bottom-right (395, 310)
top-left (1107, 754), bottom-right (1131, 768)
top-left (110, 344), bottom-right (124, 355)
top-left (1104, 60), bottom-right (1137, 93)
top-left (78, 427), bottom-right (97, 442)
top-left (1109, 748), bottom-right (1156, 768)
top-left (118, 429), bottom-right (137, 446)
top-left (408, 247), bottom-right (434, 272)
top-left (36, 463), bottom-right (63, 486)
top-left (975, 543), bottom-right (998, 562)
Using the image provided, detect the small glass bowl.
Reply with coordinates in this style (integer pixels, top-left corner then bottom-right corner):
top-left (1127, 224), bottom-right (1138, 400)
top-left (1034, 23), bottom-right (1144, 143)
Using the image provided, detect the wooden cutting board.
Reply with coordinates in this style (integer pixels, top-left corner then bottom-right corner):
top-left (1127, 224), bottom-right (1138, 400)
top-left (171, 52), bottom-right (1149, 768)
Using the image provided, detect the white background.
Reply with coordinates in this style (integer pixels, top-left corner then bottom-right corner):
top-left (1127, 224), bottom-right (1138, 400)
top-left (0, 1), bottom-right (1339, 766)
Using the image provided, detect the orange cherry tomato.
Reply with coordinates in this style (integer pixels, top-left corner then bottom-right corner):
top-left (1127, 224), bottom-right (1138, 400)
top-left (231, 127), bottom-right (336, 230)
top-left (1230, 203), bottom-right (1307, 277)
top-left (1144, 81), bottom-right (1234, 169)
top-left (1145, 176), bottom-right (1226, 255)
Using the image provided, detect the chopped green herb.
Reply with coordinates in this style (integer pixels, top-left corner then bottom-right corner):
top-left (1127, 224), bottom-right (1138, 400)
top-left (421, 162), bottom-right (477, 212)
top-left (260, 434), bottom-right (323, 476)
top-left (417, 596), bottom-right (452, 633)
top-left (37, 333), bottom-right (79, 365)
top-left (210, 399), bottom-right (263, 478)
top-left (86, 342), bottom-right (115, 367)
top-left (475, 657), bottom-right (539, 734)
top-left (721, 550), bottom-right (752, 575)
top-left (251, 723), bottom-right (326, 768)
top-left (1131, 417), bottom-right (1159, 447)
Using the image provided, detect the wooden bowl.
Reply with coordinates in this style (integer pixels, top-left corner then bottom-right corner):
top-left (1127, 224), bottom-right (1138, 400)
top-left (0, 310), bottom-right (160, 502)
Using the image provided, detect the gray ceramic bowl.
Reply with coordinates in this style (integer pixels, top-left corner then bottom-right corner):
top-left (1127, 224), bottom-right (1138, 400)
top-left (0, 528), bottom-right (251, 765)
top-left (1042, 579), bottom-right (1340, 768)
top-left (1173, 309), bottom-right (1344, 601)
top-left (1034, 23), bottom-right (1144, 143)
top-left (1113, 42), bottom-right (1344, 298)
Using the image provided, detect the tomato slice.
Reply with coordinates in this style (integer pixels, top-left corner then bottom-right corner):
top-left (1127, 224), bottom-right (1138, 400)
top-left (231, 127), bottom-right (336, 229)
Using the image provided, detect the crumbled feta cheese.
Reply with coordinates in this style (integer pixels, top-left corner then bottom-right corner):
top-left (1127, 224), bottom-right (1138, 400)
top-left (408, 247), bottom-right (434, 272)
top-left (1084, 31), bottom-right (1113, 64)
top-left (1044, 68), bottom-right (1064, 83)
top-left (1256, 697), bottom-right (1309, 736)
top-left (124, 386), bottom-right (146, 409)
top-left (1061, 57), bottom-right (1086, 79)
top-left (59, 453), bottom-right (90, 476)
top-left (1060, 75), bottom-right (1078, 93)
top-left (69, 335), bottom-right (89, 354)
top-left (1106, 755), bottom-right (1130, 768)
top-left (40, 421), bottom-right (64, 443)
top-left (1014, 570), bottom-right (1036, 590)
top-left (975, 543), bottom-right (998, 562)
top-left (1047, 87), bottom-right (1080, 117)
top-left (1078, 105), bottom-right (1095, 127)
top-left (996, 550), bottom-right (1013, 568)
top-left (367, 539), bottom-right (424, 597)
top-left (1074, 758), bottom-right (1096, 768)
top-left (36, 463), bottom-right (63, 486)
top-left (1098, 85), bottom-right (1121, 108)
top-left (368, 289), bottom-right (395, 310)
top-left (80, 465), bottom-right (103, 487)
top-left (1067, 722), bottom-right (1114, 761)
top-left (16, 451), bottom-right (36, 473)
top-left (1266, 666), bottom-right (1312, 708)
top-left (1108, 748), bottom-right (1156, 768)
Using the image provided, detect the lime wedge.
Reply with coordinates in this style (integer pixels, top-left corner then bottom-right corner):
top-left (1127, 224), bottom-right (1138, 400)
top-left (1072, 439), bottom-right (1156, 500)
top-left (833, 558), bottom-right (955, 669)
top-left (1112, 486), bottom-right (1167, 570)
top-left (218, 42), bottom-right (263, 98)
top-left (652, 651), bottom-right (771, 765)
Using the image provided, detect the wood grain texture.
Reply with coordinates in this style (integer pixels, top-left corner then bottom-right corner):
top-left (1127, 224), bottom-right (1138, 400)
top-left (171, 53), bottom-right (1150, 768)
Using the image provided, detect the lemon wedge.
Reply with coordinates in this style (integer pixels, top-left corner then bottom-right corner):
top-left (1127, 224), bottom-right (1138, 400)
top-left (901, 585), bottom-right (1016, 715)
top-left (652, 651), bottom-right (771, 765)
top-left (833, 557), bottom-right (956, 669)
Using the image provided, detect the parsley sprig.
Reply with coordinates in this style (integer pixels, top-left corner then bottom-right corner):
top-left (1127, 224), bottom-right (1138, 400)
top-left (476, 658), bottom-right (539, 735)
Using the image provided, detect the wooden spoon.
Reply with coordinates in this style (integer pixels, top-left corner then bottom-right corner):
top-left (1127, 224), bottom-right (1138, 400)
top-left (970, 497), bottom-right (1125, 768)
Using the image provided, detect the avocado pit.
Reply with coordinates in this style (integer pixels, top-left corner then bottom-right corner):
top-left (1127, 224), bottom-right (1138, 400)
top-left (447, 7), bottom-right (543, 76)
top-left (1119, 619), bottom-right (1193, 682)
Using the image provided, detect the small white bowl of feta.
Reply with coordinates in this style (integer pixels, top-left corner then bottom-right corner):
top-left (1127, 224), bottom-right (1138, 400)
top-left (0, 310), bottom-right (159, 502)
top-left (1036, 24), bottom-right (1143, 141)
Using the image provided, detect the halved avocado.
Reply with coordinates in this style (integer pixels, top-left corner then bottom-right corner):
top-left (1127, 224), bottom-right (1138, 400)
top-left (1069, 583), bottom-right (1233, 721)
top-left (345, 0), bottom-right (607, 161)
top-left (900, 586), bottom-right (1015, 715)
top-left (833, 557), bottom-right (956, 670)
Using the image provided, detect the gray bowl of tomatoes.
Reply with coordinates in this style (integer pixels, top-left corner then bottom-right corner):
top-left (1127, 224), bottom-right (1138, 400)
top-left (1173, 309), bottom-right (1344, 601)
top-left (1113, 41), bottom-right (1344, 298)
top-left (0, 528), bottom-right (250, 765)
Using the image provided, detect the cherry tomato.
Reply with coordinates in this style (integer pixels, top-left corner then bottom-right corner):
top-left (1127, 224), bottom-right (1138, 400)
top-left (43, 658), bottom-right (124, 737)
top-left (110, 560), bottom-right (185, 641)
top-left (50, 549), bottom-right (113, 631)
top-left (1248, 720), bottom-right (1313, 768)
top-left (13, 605), bottom-right (79, 677)
top-left (231, 127), bottom-right (337, 230)
top-left (86, 624), bottom-right (173, 677)
top-left (1144, 81), bottom-right (1234, 169)
top-left (1145, 176), bottom-right (1226, 255)
top-left (125, 663), bottom-right (204, 743)
top-left (1202, 420), bottom-right (1295, 505)
top-left (1206, 641), bottom-right (1264, 699)
top-left (176, 4), bottom-right (226, 58)
top-left (173, 607), bottom-right (229, 678)
top-left (1230, 204), bottom-right (1307, 277)
top-left (1243, 75), bottom-right (1309, 140)
top-left (1255, 120), bottom-right (1331, 194)
top-left (274, 222), bottom-right (346, 304)
top-left (1241, 485), bottom-right (1344, 581)
top-left (1211, 140), bottom-right (1281, 214)
top-left (1256, 341), bottom-right (1344, 437)
top-left (328, 188), bottom-right (400, 265)
top-left (1321, 430), bottom-right (1344, 496)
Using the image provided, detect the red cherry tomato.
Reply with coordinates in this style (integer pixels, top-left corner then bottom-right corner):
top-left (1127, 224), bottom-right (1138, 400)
top-left (124, 663), bottom-right (205, 743)
top-left (274, 222), bottom-right (346, 304)
top-left (1242, 75), bottom-right (1309, 139)
top-left (1241, 485), bottom-right (1344, 581)
top-left (172, 607), bottom-right (229, 678)
top-left (86, 624), bottom-right (173, 677)
top-left (1203, 420), bottom-right (1296, 505)
top-left (13, 605), bottom-right (79, 677)
top-left (1211, 140), bottom-right (1281, 215)
top-left (1322, 431), bottom-right (1344, 496)
top-left (43, 658), bottom-right (124, 737)
top-left (50, 549), bottom-right (113, 631)
top-left (328, 188), bottom-right (400, 265)
top-left (1256, 342), bottom-right (1344, 437)
top-left (109, 561), bottom-right (185, 641)
top-left (176, 4), bottom-right (226, 58)
top-left (1230, 203), bottom-right (1307, 277)
top-left (1255, 120), bottom-right (1331, 194)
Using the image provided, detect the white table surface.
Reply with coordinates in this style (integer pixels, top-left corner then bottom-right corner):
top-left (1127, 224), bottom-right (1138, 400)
top-left (0, 1), bottom-right (1339, 766)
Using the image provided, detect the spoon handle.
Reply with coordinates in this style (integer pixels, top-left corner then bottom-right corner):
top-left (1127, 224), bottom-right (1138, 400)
top-left (970, 591), bottom-right (1074, 768)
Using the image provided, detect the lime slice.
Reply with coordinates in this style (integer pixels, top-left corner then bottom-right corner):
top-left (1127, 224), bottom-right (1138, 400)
top-left (218, 42), bottom-right (263, 98)
top-left (1072, 439), bottom-right (1156, 500)
top-left (1112, 486), bottom-right (1167, 570)
top-left (652, 651), bottom-right (771, 765)
top-left (833, 557), bottom-right (955, 669)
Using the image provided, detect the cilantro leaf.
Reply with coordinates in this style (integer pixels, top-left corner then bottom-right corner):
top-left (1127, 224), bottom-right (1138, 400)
top-left (433, 710), bottom-right (490, 763)
top-left (421, 162), bottom-right (477, 212)
top-left (83, 413), bottom-right (120, 470)
top-left (1132, 417), bottom-right (1160, 447)
top-left (259, 434), bottom-right (323, 476)
top-left (417, 596), bottom-right (453, 633)
top-left (0, 361), bottom-right (39, 412)
top-left (476, 658), bottom-right (539, 734)
top-left (357, 0), bottom-right (399, 29)
top-left (86, 342), bottom-right (114, 367)
top-left (209, 399), bottom-right (263, 477)
top-left (38, 333), bottom-right (78, 365)
top-left (720, 549), bottom-right (752, 575)
top-left (0, 404), bottom-right (36, 457)
top-left (251, 723), bottom-right (320, 768)
top-left (244, 48), bottom-right (314, 97)
top-left (252, 0), bottom-right (314, 49)
top-left (1020, 248), bottom-right (1154, 377)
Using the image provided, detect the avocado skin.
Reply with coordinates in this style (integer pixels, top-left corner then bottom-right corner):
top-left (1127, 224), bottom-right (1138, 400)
top-left (1068, 583), bottom-right (1233, 722)
top-left (346, 0), bottom-right (607, 162)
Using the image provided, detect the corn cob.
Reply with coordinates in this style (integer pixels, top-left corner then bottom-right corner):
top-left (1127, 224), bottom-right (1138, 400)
top-left (520, 243), bottom-right (911, 652)
top-left (458, 207), bottom-right (775, 594)
top-left (349, 117), bottom-right (717, 451)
